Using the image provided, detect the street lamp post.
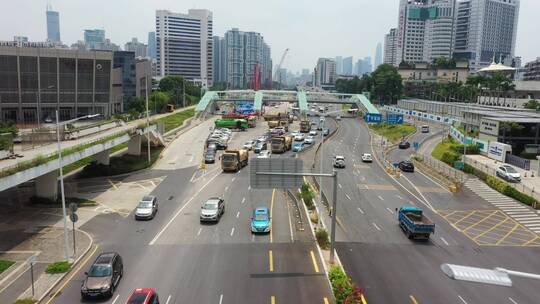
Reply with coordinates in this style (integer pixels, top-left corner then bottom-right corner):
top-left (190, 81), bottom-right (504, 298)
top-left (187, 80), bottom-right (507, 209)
top-left (146, 76), bottom-right (151, 164)
top-left (56, 111), bottom-right (100, 261)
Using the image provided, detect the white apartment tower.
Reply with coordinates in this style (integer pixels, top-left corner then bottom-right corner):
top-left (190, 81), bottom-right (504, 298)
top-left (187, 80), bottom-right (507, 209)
top-left (396, 0), bottom-right (456, 64)
top-left (314, 58), bottom-right (336, 87)
top-left (453, 0), bottom-right (520, 71)
top-left (384, 28), bottom-right (398, 66)
top-left (156, 9), bottom-right (213, 87)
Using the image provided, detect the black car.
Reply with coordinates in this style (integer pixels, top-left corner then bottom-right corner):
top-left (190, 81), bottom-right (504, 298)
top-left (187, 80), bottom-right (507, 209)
top-left (398, 161), bottom-right (415, 172)
top-left (206, 138), bottom-right (227, 150)
top-left (398, 141), bottom-right (410, 149)
top-left (204, 150), bottom-right (216, 163)
top-left (81, 252), bottom-right (123, 299)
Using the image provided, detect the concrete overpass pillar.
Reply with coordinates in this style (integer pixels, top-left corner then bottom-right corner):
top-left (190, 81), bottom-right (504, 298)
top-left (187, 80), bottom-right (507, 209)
top-left (127, 134), bottom-right (142, 156)
top-left (93, 150), bottom-right (110, 165)
top-left (35, 171), bottom-right (58, 200)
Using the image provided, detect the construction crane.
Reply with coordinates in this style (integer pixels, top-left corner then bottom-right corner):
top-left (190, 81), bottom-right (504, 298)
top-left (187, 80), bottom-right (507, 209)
top-left (273, 48), bottom-right (289, 90)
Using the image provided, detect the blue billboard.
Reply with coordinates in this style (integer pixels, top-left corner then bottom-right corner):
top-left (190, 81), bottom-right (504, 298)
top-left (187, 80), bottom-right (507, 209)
top-left (386, 113), bottom-right (404, 125)
top-left (365, 113), bottom-right (382, 123)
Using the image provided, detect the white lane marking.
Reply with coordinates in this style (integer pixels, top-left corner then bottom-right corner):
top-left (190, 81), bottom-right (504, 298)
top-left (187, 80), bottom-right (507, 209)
top-left (440, 237), bottom-right (449, 246)
top-left (345, 194), bottom-right (351, 200)
top-left (165, 295), bottom-right (172, 304)
top-left (372, 223), bottom-right (382, 231)
top-left (248, 185), bottom-right (251, 190)
top-left (111, 295), bottom-right (120, 304)
top-left (396, 195), bottom-right (403, 199)
top-left (378, 195), bottom-right (384, 201)
top-left (224, 186), bottom-right (229, 191)
top-left (232, 177), bottom-right (236, 182)
top-left (386, 207), bottom-right (394, 215)
top-left (236, 211), bottom-right (240, 218)
top-left (508, 297), bottom-right (518, 304)
top-left (286, 198), bottom-right (294, 242)
top-left (230, 227), bottom-right (235, 236)
top-left (251, 234), bottom-right (255, 242)
top-left (219, 294), bottom-right (223, 304)
top-left (242, 197), bottom-right (246, 204)
top-left (357, 207), bottom-right (365, 214)
top-left (338, 183), bottom-right (343, 189)
top-left (458, 295), bottom-right (468, 304)
top-left (197, 228), bottom-right (202, 236)
top-left (149, 171), bottom-right (220, 245)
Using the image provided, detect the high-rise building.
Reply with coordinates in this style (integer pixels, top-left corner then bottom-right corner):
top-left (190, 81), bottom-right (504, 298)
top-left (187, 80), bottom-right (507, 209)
top-left (523, 58), bottom-right (540, 81)
top-left (314, 58), bottom-right (336, 87)
top-left (374, 43), bottom-right (383, 68)
top-left (384, 28), bottom-right (398, 66)
top-left (212, 36), bottom-right (226, 83)
top-left (335, 56), bottom-right (343, 75)
top-left (156, 9), bottom-right (213, 87)
top-left (342, 57), bottom-right (353, 75)
top-left (147, 32), bottom-right (156, 59)
top-left (355, 57), bottom-right (373, 76)
top-left (453, 0), bottom-right (520, 71)
top-left (13, 36), bottom-right (28, 44)
top-left (84, 29), bottom-right (106, 49)
top-left (46, 6), bottom-right (61, 43)
top-left (124, 38), bottom-right (148, 58)
top-left (222, 29), bottom-right (272, 89)
top-left (396, 0), bottom-right (456, 64)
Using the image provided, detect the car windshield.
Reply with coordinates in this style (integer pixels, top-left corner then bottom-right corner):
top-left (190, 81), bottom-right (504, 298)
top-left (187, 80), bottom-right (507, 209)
top-left (504, 166), bottom-right (517, 173)
top-left (222, 155), bottom-right (236, 162)
top-left (254, 214), bottom-right (268, 221)
top-left (203, 201), bottom-right (218, 209)
top-left (138, 201), bottom-right (152, 208)
top-left (127, 293), bottom-right (150, 304)
top-left (88, 264), bottom-right (112, 277)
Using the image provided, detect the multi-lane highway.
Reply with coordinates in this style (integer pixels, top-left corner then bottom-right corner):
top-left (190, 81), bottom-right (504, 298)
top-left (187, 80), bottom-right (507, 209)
top-left (315, 115), bottom-right (540, 304)
top-left (49, 105), bottom-right (333, 304)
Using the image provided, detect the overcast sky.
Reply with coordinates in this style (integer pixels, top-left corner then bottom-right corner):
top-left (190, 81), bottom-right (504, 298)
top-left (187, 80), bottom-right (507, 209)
top-left (1, 0), bottom-right (538, 73)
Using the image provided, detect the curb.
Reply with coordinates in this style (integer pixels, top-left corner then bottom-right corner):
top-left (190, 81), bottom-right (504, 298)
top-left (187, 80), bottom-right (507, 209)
top-left (37, 228), bottom-right (94, 303)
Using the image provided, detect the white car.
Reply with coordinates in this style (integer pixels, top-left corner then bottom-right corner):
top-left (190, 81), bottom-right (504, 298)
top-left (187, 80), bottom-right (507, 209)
top-left (290, 131), bottom-right (301, 137)
top-left (336, 115), bottom-right (342, 121)
top-left (294, 134), bottom-right (305, 142)
top-left (258, 150), bottom-right (271, 158)
top-left (305, 136), bottom-right (314, 145)
top-left (243, 140), bottom-right (256, 151)
top-left (333, 155), bottom-right (346, 168)
top-left (496, 165), bottom-right (521, 182)
top-left (361, 153), bottom-right (373, 163)
top-left (309, 130), bottom-right (317, 136)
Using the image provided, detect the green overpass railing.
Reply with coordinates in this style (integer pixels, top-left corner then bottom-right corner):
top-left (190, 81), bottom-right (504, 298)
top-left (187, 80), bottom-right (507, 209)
top-left (254, 91), bottom-right (263, 111)
top-left (354, 94), bottom-right (379, 114)
top-left (297, 91), bottom-right (308, 112)
top-left (195, 91), bottom-right (219, 112)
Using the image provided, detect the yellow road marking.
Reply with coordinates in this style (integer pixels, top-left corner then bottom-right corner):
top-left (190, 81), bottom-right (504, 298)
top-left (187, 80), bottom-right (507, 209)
top-left (323, 297), bottom-right (330, 304)
top-left (43, 245), bottom-right (99, 304)
top-left (409, 295), bottom-right (419, 304)
top-left (462, 211), bottom-right (500, 233)
top-left (310, 250), bottom-right (320, 273)
top-left (472, 218), bottom-right (509, 241)
top-left (269, 250), bottom-right (274, 272)
top-left (270, 189), bottom-right (275, 243)
top-left (361, 294), bottom-right (368, 304)
top-left (452, 211), bottom-right (478, 226)
top-left (523, 235), bottom-right (540, 246)
top-left (271, 295), bottom-right (276, 304)
top-left (496, 223), bottom-right (521, 245)
top-left (108, 179), bottom-right (118, 189)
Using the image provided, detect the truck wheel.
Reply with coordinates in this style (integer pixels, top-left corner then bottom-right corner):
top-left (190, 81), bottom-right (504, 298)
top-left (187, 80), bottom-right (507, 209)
top-left (408, 232), bottom-right (414, 239)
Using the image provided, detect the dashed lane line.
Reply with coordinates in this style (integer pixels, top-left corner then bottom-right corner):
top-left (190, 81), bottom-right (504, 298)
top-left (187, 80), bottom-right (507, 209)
top-left (372, 223), bottom-right (382, 231)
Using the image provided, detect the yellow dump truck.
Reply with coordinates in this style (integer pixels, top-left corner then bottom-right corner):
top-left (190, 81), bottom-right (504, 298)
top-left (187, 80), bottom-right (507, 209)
top-left (221, 149), bottom-right (249, 172)
top-left (271, 136), bottom-right (293, 153)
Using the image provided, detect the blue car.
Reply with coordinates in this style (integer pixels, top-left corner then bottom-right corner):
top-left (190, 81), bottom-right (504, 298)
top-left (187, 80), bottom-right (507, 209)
top-left (292, 141), bottom-right (305, 152)
top-left (251, 207), bottom-right (271, 233)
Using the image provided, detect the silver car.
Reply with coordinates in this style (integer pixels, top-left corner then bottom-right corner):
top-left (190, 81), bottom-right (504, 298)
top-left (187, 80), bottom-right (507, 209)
top-left (200, 198), bottom-right (225, 222)
top-left (134, 196), bottom-right (158, 220)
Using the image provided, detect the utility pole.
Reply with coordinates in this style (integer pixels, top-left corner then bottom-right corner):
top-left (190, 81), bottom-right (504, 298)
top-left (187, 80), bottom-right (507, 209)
top-left (146, 76), bottom-right (151, 164)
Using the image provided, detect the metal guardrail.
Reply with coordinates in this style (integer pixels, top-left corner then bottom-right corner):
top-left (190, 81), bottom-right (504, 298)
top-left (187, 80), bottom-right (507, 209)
top-left (286, 189), bottom-right (305, 232)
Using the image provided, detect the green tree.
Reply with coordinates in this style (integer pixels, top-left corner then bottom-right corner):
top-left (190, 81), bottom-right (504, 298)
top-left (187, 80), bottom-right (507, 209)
top-left (126, 96), bottom-right (145, 113)
top-left (371, 64), bottom-right (403, 104)
top-left (158, 76), bottom-right (200, 106)
top-left (210, 82), bottom-right (228, 91)
top-left (523, 100), bottom-right (540, 110)
top-left (149, 91), bottom-right (171, 113)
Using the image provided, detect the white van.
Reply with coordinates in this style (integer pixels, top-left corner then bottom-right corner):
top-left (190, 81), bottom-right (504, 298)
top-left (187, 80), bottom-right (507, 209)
top-left (421, 125), bottom-right (429, 133)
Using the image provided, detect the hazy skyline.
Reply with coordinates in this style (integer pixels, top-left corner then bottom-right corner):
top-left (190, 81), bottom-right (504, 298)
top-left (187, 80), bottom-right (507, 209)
top-left (1, 0), bottom-right (538, 73)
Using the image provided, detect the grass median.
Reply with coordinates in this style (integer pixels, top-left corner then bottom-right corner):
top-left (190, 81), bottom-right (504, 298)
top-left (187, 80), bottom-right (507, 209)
top-left (156, 108), bottom-right (195, 132)
top-left (0, 259), bottom-right (15, 274)
top-left (369, 123), bottom-right (416, 143)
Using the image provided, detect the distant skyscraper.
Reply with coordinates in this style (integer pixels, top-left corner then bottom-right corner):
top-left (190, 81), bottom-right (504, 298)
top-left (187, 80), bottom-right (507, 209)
top-left (212, 36), bottom-right (226, 83)
top-left (46, 6), bottom-right (61, 42)
top-left (335, 56), bottom-right (343, 75)
top-left (124, 38), bottom-right (148, 58)
top-left (314, 58), bottom-right (336, 86)
top-left (147, 32), bottom-right (156, 59)
top-left (84, 29), bottom-right (105, 49)
top-left (396, 0), bottom-right (456, 64)
top-left (222, 29), bottom-right (272, 89)
top-left (156, 9), bottom-right (213, 87)
top-left (454, 0), bottom-right (520, 71)
top-left (355, 57), bottom-right (373, 76)
top-left (342, 56), bottom-right (353, 75)
top-left (374, 43), bottom-right (383, 68)
top-left (384, 28), bottom-right (398, 66)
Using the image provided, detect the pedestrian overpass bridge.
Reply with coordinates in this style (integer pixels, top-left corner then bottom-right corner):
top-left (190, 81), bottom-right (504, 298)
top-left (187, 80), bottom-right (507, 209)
top-left (195, 90), bottom-right (379, 115)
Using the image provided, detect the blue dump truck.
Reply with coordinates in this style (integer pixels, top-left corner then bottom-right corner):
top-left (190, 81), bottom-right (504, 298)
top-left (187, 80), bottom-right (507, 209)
top-left (397, 205), bottom-right (435, 240)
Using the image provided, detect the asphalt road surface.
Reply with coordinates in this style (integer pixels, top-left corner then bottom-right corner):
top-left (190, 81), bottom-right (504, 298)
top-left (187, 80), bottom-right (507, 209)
top-left (316, 116), bottom-right (540, 304)
top-left (48, 104), bottom-right (333, 304)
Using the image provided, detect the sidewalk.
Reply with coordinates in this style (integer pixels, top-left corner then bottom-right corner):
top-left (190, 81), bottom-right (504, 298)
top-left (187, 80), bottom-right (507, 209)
top-left (1, 106), bottom-right (196, 172)
top-left (0, 206), bottom-right (92, 303)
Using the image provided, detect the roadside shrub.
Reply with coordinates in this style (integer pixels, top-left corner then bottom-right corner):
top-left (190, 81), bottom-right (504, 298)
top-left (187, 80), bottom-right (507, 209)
top-left (315, 228), bottom-right (330, 250)
top-left (45, 261), bottom-right (71, 274)
top-left (329, 266), bottom-right (364, 304)
top-left (441, 151), bottom-right (460, 166)
top-left (0, 259), bottom-right (15, 274)
top-left (300, 182), bottom-right (315, 210)
top-left (453, 144), bottom-right (480, 155)
top-left (520, 152), bottom-right (539, 160)
top-left (14, 299), bottom-right (37, 304)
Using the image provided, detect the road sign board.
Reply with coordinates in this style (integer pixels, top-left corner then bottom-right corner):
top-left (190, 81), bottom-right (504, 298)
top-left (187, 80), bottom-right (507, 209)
top-left (250, 158), bottom-right (303, 189)
top-left (29, 255), bottom-right (37, 264)
top-left (364, 113), bottom-right (382, 123)
top-left (386, 113), bottom-right (404, 125)
top-left (69, 213), bottom-right (78, 223)
top-left (413, 142), bottom-right (419, 151)
top-left (69, 203), bottom-right (78, 214)
top-left (454, 161), bottom-right (465, 170)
